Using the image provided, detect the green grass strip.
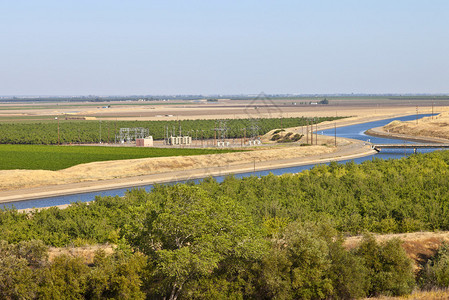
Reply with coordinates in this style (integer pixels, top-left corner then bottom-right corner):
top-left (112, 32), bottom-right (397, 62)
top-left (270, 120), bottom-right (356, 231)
top-left (0, 144), bottom-right (242, 171)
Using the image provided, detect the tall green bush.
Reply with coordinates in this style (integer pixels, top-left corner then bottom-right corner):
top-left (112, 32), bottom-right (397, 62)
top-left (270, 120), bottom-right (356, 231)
top-left (355, 235), bottom-right (415, 297)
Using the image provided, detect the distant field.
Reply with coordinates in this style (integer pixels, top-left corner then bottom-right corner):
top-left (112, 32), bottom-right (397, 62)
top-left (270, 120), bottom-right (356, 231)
top-left (0, 117), bottom-right (342, 144)
top-left (0, 102), bottom-right (192, 110)
top-left (0, 145), bottom-right (242, 171)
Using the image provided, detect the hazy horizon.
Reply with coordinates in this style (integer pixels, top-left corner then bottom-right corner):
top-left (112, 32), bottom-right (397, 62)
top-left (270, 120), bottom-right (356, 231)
top-left (1, 1), bottom-right (448, 95)
top-left (2, 93), bottom-right (449, 99)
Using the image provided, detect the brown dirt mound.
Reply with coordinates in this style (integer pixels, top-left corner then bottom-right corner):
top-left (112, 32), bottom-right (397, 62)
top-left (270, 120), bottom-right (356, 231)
top-left (383, 112), bottom-right (449, 141)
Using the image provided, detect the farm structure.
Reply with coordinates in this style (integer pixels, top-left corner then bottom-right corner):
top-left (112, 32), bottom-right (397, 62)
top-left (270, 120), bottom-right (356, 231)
top-left (167, 136), bottom-right (192, 146)
top-left (136, 137), bottom-right (154, 147)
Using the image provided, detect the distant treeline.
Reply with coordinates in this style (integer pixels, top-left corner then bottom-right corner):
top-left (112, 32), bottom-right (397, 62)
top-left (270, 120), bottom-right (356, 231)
top-left (0, 95), bottom-right (205, 102)
top-left (0, 117), bottom-right (341, 145)
top-left (3, 151), bottom-right (449, 298)
top-left (3, 94), bottom-right (448, 102)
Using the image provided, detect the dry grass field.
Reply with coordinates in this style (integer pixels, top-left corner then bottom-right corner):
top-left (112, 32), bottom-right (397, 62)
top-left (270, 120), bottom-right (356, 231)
top-left (367, 289), bottom-right (449, 299)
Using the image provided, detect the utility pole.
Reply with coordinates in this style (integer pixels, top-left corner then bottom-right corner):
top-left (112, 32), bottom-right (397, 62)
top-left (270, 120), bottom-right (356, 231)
top-left (99, 120), bottom-right (102, 144)
top-left (310, 120), bottom-right (312, 145)
top-left (416, 106), bottom-right (419, 125)
top-left (201, 130), bottom-right (204, 147)
top-left (306, 121), bottom-right (309, 144)
top-left (310, 120), bottom-right (313, 145)
top-left (334, 122), bottom-right (337, 147)
top-left (244, 128), bottom-right (246, 145)
top-left (432, 103), bottom-right (434, 119)
top-left (55, 117), bottom-right (60, 145)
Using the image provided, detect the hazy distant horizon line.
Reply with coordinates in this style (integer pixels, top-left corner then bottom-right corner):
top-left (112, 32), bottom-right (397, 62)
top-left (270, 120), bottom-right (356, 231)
top-left (2, 93), bottom-right (449, 99)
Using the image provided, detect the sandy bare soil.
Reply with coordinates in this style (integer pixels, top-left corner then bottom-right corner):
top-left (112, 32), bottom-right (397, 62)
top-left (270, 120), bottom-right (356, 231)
top-left (0, 98), bottom-right (443, 121)
top-left (381, 112), bottom-right (449, 141)
top-left (48, 244), bottom-right (115, 264)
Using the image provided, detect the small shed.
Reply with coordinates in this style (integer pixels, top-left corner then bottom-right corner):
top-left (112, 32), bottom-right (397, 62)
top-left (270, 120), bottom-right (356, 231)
top-left (136, 137), bottom-right (153, 147)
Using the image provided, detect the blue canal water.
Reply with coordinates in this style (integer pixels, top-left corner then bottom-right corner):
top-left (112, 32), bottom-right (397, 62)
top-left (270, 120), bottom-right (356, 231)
top-left (2, 114), bottom-right (442, 210)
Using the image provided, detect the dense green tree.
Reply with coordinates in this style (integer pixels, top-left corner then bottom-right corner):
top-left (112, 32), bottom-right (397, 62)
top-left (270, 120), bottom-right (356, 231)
top-left (13, 239), bottom-right (49, 268)
top-left (327, 239), bottom-right (369, 299)
top-left (86, 249), bottom-right (147, 299)
top-left (419, 242), bottom-right (449, 290)
top-left (355, 235), bottom-right (415, 297)
top-left (137, 185), bottom-right (265, 300)
top-left (0, 255), bottom-right (38, 299)
top-left (38, 255), bottom-right (89, 299)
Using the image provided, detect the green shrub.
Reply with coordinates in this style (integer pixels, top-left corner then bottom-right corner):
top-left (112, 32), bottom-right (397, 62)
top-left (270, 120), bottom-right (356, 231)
top-left (291, 134), bottom-right (302, 142)
top-left (272, 129), bottom-right (285, 134)
top-left (271, 134), bottom-right (281, 141)
top-left (328, 239), bottom-right (369, 299)
top-left (355, 235), bottom-right (415, 297)
top-left (419, 242), bottom-right (449, 290)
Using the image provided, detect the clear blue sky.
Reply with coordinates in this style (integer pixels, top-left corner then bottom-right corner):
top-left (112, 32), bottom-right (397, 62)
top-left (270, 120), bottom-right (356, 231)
top-left (1, 0), bottom-right (448, 95)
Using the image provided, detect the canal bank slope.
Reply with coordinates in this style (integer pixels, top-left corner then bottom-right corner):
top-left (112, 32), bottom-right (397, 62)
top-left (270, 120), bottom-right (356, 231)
top-left (366, 112), bottom-right (449, 144)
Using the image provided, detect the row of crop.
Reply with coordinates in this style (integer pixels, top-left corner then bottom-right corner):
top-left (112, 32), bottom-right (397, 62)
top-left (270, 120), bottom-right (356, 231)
top-left (0, 117), bottom-right (341, 145)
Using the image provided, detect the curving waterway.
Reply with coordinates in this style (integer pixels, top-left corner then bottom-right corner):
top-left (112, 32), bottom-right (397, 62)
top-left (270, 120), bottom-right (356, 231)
top-left (2, 114), bottom-right (441, 210)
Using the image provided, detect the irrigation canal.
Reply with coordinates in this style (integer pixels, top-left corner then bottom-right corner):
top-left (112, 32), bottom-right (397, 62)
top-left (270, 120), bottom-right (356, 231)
top-left (2, 113), bottom-right (443, 210)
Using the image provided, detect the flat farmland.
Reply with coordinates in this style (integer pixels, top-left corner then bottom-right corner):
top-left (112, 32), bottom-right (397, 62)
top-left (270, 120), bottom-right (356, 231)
top-left (0, 144), bottom-right (241, 171)
top-left (0, 97), bottom-right (446, 123)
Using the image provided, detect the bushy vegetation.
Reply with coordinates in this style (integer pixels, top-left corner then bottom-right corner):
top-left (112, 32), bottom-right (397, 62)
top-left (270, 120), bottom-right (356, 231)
top-left (0, 144), bottom-right (241, 171)
top-left (270, 131), bottom-right (303, 143)
top-left (3, 150), bottom-right (449, 298)
top-left (419, 242), bottom-right (449, 290)
top-left (0, 240), bottom-right (146, 299)
top-left (0, 214), bottom-right (415, 299)
top-left (0, 117), bottom-right (341, 145)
